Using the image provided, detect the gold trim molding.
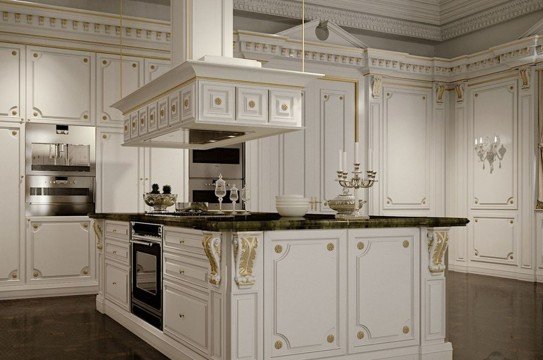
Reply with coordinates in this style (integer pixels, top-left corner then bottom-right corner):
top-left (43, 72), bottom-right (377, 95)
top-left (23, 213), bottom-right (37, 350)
top-left (427, 229), bottom-right (450, 274)
top-left (203, 233), bottom-right (222, 286)
top-left (233, 233), bottom-right (261, 288)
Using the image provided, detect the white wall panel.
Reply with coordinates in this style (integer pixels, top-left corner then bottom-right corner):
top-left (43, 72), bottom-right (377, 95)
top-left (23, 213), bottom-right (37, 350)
top-left (470, 214), bottom-right (517, 266)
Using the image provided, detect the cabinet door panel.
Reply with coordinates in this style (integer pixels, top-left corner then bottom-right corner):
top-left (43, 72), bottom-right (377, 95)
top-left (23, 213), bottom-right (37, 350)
top-left (348, 228), bottom-right (419, 353)
top-left (0, 43), bottom-right (24, 121)
top-left (105, 260), bottom-right (130, 310)
top-left (0, 124), bottom-right (23, 283)
top-left (97, 54), bottom-right (143, 126)
top-left (265, 230), bottom-right (346, 359)
top-left (144, 59), bottom-right (171, 84)
top-left (148, 147), bottom-right (187, 202)
top-left (28, 220), bottom-right (93, 281)
top-left (27, 47), bottom-right (94, 124)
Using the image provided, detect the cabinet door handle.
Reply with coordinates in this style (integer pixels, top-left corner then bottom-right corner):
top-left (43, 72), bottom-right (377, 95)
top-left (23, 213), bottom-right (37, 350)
top-left (112, 282), bottom-right (117, 285)
top-left (179, 314), bottom-right (184, 318)
top-left (179, 269), bottom-right (185, 274)
top-left (179, 240), bottom-right (185, 244)
top-left (112, 250), bottom-right (117, 255)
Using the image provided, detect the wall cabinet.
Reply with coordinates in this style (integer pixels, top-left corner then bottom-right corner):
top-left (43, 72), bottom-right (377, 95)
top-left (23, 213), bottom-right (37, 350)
top-left (27, 218), bottom-right (95, 285)
top-left (26, 46), bottom-right (95, 125)
top-left (97, 54), bottom-right (144, 126)
top-left (0, 43), bottom-right (24, 122)
top-left (144, 59), bottom-right (171, 84)
top-left (0, 123), bottom-right (24, 285)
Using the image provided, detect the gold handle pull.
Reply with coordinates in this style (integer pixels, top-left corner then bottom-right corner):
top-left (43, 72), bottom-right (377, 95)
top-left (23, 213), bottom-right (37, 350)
top-left (403, 326), bottom-right (410, 334)
top-left (179, 269), bottom-right (185, 274)
top-left (179, 240), bottom-right (185, 244)
top-left (327, 335), bottom-right (335, 343)
top-left (179, 314), bottom-right (185, 318)
top-left (248, 100), bottom-right (256, 109)
top-left (112, 282), bottom-right (117, 285)
top-left (183, 98), bottom-right (190, 109)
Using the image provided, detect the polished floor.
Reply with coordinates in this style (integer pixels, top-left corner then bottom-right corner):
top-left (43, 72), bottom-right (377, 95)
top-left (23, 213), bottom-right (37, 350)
top-left (0, 272), bottom-right (541, 360)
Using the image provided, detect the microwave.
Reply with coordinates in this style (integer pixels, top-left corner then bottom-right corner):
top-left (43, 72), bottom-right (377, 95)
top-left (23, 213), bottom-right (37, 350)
top-left (189, 143), bottom-right (244, 180)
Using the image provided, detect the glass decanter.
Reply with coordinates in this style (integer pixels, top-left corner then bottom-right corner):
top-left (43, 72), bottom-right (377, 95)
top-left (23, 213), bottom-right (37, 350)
top-left (229, 184), bottom-right (239, 214)
top-left (240, 186), bottom-right (250, 214)
top-left (214, 174), bottom-right (227, 214)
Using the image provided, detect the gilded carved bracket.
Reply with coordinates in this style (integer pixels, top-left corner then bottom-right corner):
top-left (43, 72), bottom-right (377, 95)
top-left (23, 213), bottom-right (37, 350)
top-left (371, 75), bottom-right (382, 99)
top-left (519, 67), bottom-right (530, 89)
top-left (454, 83), bottom-right (465, 103)
top-left (233, 233), bottom-right (260, 289)
top-left (92, 220), bottom-right (103, 251)
top-left (203, 233), bottom-right (222, 286)
top-left (427, 229), bottom-right (450, 274)
top-left (434, 83), bottom-right (445, 103)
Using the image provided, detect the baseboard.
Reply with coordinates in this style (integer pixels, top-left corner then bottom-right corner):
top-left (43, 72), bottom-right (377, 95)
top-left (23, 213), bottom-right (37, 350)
top-left (449, 266), bottom-right (536, 282)
top-left (448, 264), bottom-right (468, 273)
top-left (0, 283), bottom-right (98, 300)
top-left (96, 294), bottom-right (105, 314)
top-left (420, 342), bottom-right (453, 360)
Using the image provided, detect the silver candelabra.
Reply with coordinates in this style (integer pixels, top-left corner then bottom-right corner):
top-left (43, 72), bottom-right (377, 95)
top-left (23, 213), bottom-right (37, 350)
top-left (335, 163), bottom-right (377, 218)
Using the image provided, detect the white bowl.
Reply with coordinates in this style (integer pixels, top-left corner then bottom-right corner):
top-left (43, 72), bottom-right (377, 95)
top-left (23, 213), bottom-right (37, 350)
top-left (276, 200), bottom-right (310, 205)
top-left (276, 194), bottom-right (305, 200)
top-left (276, 204), bottom-right (309, 217)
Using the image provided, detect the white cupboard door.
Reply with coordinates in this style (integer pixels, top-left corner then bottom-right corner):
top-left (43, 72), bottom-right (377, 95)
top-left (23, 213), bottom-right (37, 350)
top-left (0, 124), bottom-right (23, 284)
top-left (144, 59), bottom-right (171, 84)
top-left (27, 46), bottom-right (94, 124)
top-left (97, 54), bottom-right (144, 126)
top-left (348, 228), bottom-right (420, 353)
top-left (27, 220), bottom-right (95, 283)
top-left (0, 43), bottom-right (24, 122)
top-left (105, 259), bottom-right (130, 311)
top-left (97, 129), bottom-right (143, 213)
top-left (264, 230), bottom-right (347, 359)
top-left (148, 148), bottom-right (187, 202)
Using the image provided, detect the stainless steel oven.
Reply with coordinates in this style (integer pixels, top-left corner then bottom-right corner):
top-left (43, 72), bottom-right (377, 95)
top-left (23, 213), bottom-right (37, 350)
top-left (130, 222), bottom-right (163, 330)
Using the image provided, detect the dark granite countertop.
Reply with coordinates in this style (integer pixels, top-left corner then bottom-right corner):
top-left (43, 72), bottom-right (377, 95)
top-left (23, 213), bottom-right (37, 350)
top-left (89, 212), bottom-right (469, 232)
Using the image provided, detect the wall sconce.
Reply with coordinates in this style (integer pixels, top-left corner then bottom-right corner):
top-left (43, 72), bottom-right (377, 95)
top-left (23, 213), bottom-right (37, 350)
top-left (474, 136), bottom-right (506, 174)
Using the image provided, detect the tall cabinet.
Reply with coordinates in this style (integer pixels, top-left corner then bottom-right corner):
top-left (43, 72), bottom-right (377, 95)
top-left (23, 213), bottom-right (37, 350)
top-left (0, 43), bottom-right (25, 122)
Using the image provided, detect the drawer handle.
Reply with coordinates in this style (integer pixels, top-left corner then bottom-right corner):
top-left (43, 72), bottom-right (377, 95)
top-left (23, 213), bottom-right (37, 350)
top-left (179, 240), bottom-right (185, 244)
top-left (112, 282), bottom-right (117, 286)
top-left (112, 229), bottom-right (117, 233)
top-left (113, 250), bottom-right (117, 255)
top-left (179, 269), bottom-right (185, 274)
top-left (179, 314), bottom-right (184, 318)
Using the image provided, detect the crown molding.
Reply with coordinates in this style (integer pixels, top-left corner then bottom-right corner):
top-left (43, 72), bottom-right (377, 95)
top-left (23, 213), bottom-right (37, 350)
top-left (233, 0), bottom-right (543, 42)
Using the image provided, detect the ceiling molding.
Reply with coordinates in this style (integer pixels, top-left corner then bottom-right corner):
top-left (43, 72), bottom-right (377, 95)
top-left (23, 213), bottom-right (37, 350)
top-left (521, 17), bottom-right (543, 37)
top-left (233, 0), bottom-right (543, 42)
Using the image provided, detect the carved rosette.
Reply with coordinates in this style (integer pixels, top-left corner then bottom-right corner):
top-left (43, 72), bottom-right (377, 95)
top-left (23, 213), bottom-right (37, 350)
top-left (427, 229), bottom-right (450, 274)
top-left (371, 75), bottom-right (382, 99)
top-left (233, 234), bottom-right (259, 288)
top-left (202, 233), bottom-right (222, 286)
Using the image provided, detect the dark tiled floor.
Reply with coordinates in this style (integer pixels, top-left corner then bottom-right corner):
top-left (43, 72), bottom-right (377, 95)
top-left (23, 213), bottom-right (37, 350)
top-left (447, 271), bottom-right (543, 360)
top-left (0, 295), bottom-right (167, 360)
top-left (0, 273), bottom-right (542, 360)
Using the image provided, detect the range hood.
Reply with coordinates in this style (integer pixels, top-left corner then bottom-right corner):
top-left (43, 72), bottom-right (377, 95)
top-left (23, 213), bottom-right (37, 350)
top-left (112, 0), bottom-right (322, 149)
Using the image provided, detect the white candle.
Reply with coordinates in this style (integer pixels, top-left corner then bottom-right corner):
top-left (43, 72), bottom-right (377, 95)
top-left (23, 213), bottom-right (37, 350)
top-left (338, 149), bottom-right (343, 171)
top-left (354, 142), bottom-right (360, 164)
top-left (343, 151), bottom-right (347, 172)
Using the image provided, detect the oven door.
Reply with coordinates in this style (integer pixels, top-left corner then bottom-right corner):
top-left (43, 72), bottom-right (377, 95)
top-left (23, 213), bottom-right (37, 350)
top-left (131, 239), bottom-right (162, 311)
top-left (189, 144), bottom-right (244, 179)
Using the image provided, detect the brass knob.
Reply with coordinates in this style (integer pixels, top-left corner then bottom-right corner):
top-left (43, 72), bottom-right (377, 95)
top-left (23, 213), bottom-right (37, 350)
top-left (357, 242), bottom-right (364, 250)
top-left (132, 63), bottom-right (137, 68)
top-left (113, 251), bottom-right (117, 255)
top-left (83, 58), bottom-right (88, 63)
top-left (179, 314), bottom-right (185, 318)
top-left (357, 331), bottom-right (364, 340)
top-left (179, 240), bottom-right (185, 244)
top-left (83, 269), bottom-right (88, 275)
top-left (112, 282), bottom-right (117, 285)
top-left (475, 93), bottom-right (479, 97)
top-left (403, 240), bottom-right (409, 248)
top-left (33, 271), bottom-right (39, 278)
top-left (83, 114), bottom-right (88, 119)
top-left (179, 269), bottom-right (185, 274)
top-left (11, 131), bottom-right (18, 136)
top-left (274, 340), bottom-right (282, 350)
top-left (33, 112), bottom-right (38, 117)
top-left (281, 104), bottom-right (288, 111)
top-left (150, 65), bottom-right (156, 70)
top-left (102, 60), bottom-right (107, 65)
top-left (11, 50), bottom-right (17, 56)
top-left (11, 273), bottom-right (17, 279)
top-left (33, 53), bottom-right (38, 58)
top-left (214, 97), bottom-right (222, 106)
top-left (327, 243), bottom-right (334, 252)
top-left (248, 100), bottom-right (256, 109)
top-left (403, 326), bottom-right (410, 334)
top-left (275, 245), bottom-right (283, 254)
top-left (183, 98), bottom-right (189, 109)
top-left (102, 134), bottom-right (108, 140)
top-left (11, 110), bottom-right (17, 116)
top-left (327, 334), bottom-right (335, 343)
top-left (102, 115), bottom-right (107, 121)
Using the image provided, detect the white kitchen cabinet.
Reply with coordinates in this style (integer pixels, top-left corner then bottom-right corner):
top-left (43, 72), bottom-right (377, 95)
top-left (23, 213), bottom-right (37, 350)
top-left (0, 43), bottom-right (24, 122)
top-left (348, 228), bottom-right (420, 353)
top-left (0, 123), bottom-right (24, 285)
top-left (148, 147), bottom-right (187, 203)
top-left (27, 218), bottom-right (96, 285)
top-left (96, 54), bottom-right (144, 126)
top-left (26, 46), bottom-right (95, 125)
top-left (144, 59), bottom-right (171, 84)
top-left (264, 230), bottom-right (347, 359)
top-left (105, 259), bottom-right (130, 311)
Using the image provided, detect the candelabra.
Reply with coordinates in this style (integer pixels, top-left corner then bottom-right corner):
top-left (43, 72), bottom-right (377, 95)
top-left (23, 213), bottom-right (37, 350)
top-left (474, 136), bottom-right (506, 174)
top-left (332, 163), bottom-right (377, 219)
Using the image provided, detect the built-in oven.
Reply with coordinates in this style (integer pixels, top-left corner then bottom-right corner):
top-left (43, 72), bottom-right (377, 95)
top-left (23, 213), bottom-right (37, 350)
top-left (130, 222), bottom-right (163, 330)
top-left (189, 178), bottom-right (244, 210)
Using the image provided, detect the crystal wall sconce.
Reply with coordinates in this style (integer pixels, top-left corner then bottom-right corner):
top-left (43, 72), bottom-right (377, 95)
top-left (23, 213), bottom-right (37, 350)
top-left (474, 136), bottom-right (506, 174)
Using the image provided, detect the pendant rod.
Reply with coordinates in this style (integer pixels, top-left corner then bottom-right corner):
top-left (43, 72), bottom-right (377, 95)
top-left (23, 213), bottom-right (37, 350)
top-left (120, 0), bottom-right (124, 99)
top-left (302, 0), bottom-right (305, 72)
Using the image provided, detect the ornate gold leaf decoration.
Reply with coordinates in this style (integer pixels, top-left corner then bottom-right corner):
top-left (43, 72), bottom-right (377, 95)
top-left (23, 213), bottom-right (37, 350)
top-left (233, 234), bottom-right (259, 288)
top-left (435, 83), bottom-right (445, 103)
top-left (519, 67), bottom-right (530, 89)
top-left (428, 230), bottom-right (449, 274)
top-left (202, 233), bottom-right (222, 286)
top-left (371, 75), bottom-right (382, 98)
top-left (92, 220), bottom-right (103, 251)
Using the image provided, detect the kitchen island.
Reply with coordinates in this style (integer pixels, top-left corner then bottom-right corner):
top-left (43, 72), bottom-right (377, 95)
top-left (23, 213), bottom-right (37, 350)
top-left (90, 213), bottom-right (468, 360)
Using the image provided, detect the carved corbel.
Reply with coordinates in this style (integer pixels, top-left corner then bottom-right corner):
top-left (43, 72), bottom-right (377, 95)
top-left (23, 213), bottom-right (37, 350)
top-left (92, 220), bottom-right (103, 251)
top-left (203, 233), bottom-right (222, 286)
top-left (233, 233), bottom-right (260, 288)
top-left (371, 75), bottom-right (382, 99)
top-left (427, 229), bottom-right (450, 274)
top-left (455, 83), bottom-right (465, 103)
top-left (519, 67), bottom-right (530, 89)
top-left (435, 83), bottom-right (445, 103)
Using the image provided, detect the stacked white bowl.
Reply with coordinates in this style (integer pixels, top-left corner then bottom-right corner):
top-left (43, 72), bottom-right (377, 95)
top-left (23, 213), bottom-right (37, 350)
top-left (275, 195), bottom-right (310, 217)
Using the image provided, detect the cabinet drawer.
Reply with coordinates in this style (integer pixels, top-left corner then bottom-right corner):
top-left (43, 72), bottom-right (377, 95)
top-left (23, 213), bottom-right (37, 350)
top-left (199, 81), bottom-right (235, 121)
top-left (105, 241), bottom-right (129, 265)
top-left (169, 92), bottom-right (180, 125)
top-left (164, 252), bottom-right (208, 287)
top-left (236, 86), bottom-right (268, 123)
top-left (105, 260), bottom-right (129, 311)
top-left (181, 83), bottom-right (195, 122)
top-left (130, 112), bottom-right (139, 138)
top-left (270, 89), bottom-right (302, 126)
top-left (148, 102), bottom-right (158, 132)
top-left (123, 118), bottom-right (131, 141)
top-left (158, 96), bottom-right (169, 129)
top-left (164, 281), bottom-right (208, 353)
top-left (164, 227), bottom-right (204, 256)
top-left (105, 221), bottom-right (129, 239)
top-left (138, 107), bottom-right (148, 136)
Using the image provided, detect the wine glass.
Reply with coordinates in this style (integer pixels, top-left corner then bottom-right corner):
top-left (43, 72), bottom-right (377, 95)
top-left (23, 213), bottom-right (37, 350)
top-left (240, 186), bottom-right (250, 214)
top-left (229, 185), bottom-right (239, 214)
top-left (214, 174), bottom-right (227, 214)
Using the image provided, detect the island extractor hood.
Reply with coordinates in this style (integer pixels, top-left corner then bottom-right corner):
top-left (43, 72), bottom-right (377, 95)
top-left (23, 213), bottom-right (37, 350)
top-left (112, 0), bottom-right (322, 149)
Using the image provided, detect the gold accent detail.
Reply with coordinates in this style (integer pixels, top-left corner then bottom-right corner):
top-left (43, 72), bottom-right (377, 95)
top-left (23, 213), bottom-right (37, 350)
top-left (83, 114), bottom-right (88, 119)
top-left (474, 93), bottom-right (479, 97)
top-left (179, 314), bottom-right (184, 318)
top-left (83, 58), bottom-right (88, 63)
top-left (183, 98), bottom-right (189, 109)
top-left (33, 271), bottom-right (39, 278)
top-left (11, 130), bottom-right (17, 136)
top-left (214, 97), bottom-right (222, 106)
top-left (132, 63), bottom-right (137, 68)
top-left (112, 250), bottom-right (117, 255)
top-left (422, 96), bottom-right (426, 100)
top-left (112, 281), bottom-right (117, 285)
top-left (275, 340), bottom-right (283, 350)
top-left (150, 65), bottom-right (156, 70)
top-left (160, 109), bottom-right (165, 117)
top-left (11, 273), bottom-right (17, 279)
top-left (102, 115), bottom-right (107, 120)
top-left (327, 335), bottom-right (335, 343)
top-left (403, 326), bottom-right (410, 334)
top-left (233, 234), bottom-right (259, 288)
top-left (510, 220), bottom-right (514, 224)
top-left (327, 243), bottom-right (335, 251)
top-left (509, 85), bottom-right (514, 91)
top-left (92, 220), bottom-right (103, 251)
top-left (403, 240), bottom-right (409, 248)
top-left (428, 230), bottom-right (449, 274)
top-left (357, 331), bottom-right (364, 340)
top-left (33, 53), bottom-right (38, 58)
top-left (82, 269), bottom-right (88, 275)
top-left (520, 68), bottom-right (530, 88)
top-left (32, 224), bottom-right (39, 230)
top-left (435, 83), bottom-right (445, 103)
top-left (275, 245), bottom-right (283, 253)
top-left (248, 100), bottom-right (256, 109)
top-left (11, 110), bottom-right (17, 115)
top-left (33, 112), bottom-right (38, 117)
top-left (179, 240), bottom-right (185, 244)
top-left (179, 269), bottom-right (185, 274)
top-left (281, 103), bottom-right (288, 111)
top-left (102, 60), bottom-right (107, 65)
top-left (11, 50), bottom-right (17, 56)
top-left (102, 134), bottom-right (108, 139)
top-left (140, 118), bottom-right (145, 125)
top-left (323, 95), bottom-right (329, 100)
top-left (357, 242), bottom-right (364, 250)
top-left (202, 234), bottom-right (222, 286)
top-left (171, 103), bottom-right (176, 113)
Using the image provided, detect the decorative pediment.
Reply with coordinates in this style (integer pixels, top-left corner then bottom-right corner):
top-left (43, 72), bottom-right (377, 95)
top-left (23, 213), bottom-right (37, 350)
top-left (276, 20), bottom-right (367, 49)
